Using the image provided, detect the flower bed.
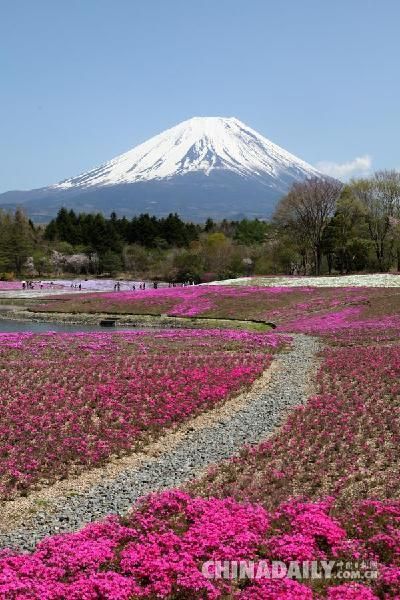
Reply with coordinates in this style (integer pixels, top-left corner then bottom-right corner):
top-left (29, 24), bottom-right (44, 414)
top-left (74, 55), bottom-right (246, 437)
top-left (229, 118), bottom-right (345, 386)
top-left (0, 282), bottom-right (22, 290)
top-left (280, 306), bottom-right (400, 334)
top-left (0, 490), bottom-right (398, 598)
top-left (180, 306), bottom-right (400, 599)
top-left (192, 311), bottom-right (400, 508)
top-left (0, 329), bottom-right (285, 499)
top-left (31, 285), bottom-right (392, 325)
top-left (2, 286), bottom-right (400, 598)
top-left (210, 273), bottom-right (400, 287)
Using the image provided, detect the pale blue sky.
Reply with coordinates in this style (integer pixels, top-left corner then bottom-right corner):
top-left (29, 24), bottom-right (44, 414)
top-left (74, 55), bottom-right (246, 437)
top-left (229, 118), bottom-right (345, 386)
top-left (1, 0), bottom-right (399, 191)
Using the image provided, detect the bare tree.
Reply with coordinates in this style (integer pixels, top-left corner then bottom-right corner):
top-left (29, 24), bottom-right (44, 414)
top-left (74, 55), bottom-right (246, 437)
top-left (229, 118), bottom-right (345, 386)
top-left (351, 170), bottom-right (400, 271)
top-left (274, 177), bottom-right (343, 275)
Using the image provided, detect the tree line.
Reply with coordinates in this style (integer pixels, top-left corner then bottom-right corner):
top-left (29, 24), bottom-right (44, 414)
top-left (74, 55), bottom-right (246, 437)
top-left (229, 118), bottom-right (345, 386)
top-left (273, 170), bottom-right (400, 275)
top-left (1, 169), bottom-right (400, 281)
top-left (44, 210), bottom-right (200, 251)
top-left (0, 209), bottom-right (270, 281)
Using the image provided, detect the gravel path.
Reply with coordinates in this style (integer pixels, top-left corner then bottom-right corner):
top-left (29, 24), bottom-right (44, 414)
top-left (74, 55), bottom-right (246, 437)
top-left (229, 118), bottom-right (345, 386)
top-left (0, 333), bottom-right (320, 551)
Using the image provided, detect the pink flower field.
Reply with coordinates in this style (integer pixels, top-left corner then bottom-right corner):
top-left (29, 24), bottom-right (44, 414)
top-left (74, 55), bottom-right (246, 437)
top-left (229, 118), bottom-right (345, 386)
top-left (2, 286), bottom-right (400, 598)
top-left (0, 282), bottom-right (22, 290)
top-left (31, 285), bottom-right (400, 339)
top-left (194, 323), bottom-right (400, 511)
top-left (185, 299), bottom-right (400, 597)
top-left (32, 284), bottom-right (376, 322)
top-left (0, 329), bottom-right (285, 499)
top-left (1, 490), bottom-right (398, 598)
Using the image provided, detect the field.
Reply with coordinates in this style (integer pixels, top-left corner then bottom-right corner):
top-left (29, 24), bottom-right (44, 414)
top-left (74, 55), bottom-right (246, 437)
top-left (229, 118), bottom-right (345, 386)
top-left (209, 274), bottom-right (400, 287)
top-left (31, 284), bottom-right (400, 325)
top-left (191, 319), bottom-right (400, 510)
top-left (0, 282), bottom-right (26, 290)
top-left (1, 283), bottom-right (399, 598)
top-left (2, 490), bottom-right (398, 599)
top-left (0, 329), bottom-right (284, 499)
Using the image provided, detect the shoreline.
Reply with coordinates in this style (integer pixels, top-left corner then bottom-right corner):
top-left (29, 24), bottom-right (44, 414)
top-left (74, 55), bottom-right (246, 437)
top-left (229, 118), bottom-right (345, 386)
top-left (0, 308), bottom-right (274, 332)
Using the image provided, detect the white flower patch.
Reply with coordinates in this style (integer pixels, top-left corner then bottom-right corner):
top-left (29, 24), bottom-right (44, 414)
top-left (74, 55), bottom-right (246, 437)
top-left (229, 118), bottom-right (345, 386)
top-left (208, 274), bottom-right (400, 287)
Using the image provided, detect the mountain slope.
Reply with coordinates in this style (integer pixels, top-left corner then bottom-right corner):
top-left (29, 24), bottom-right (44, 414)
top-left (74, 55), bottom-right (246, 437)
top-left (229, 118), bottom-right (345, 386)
top-left (0, 117), bottom-right (323, 222)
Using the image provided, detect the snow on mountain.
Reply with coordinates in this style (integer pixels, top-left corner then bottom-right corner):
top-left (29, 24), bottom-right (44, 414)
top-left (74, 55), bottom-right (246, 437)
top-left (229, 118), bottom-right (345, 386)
top-left (0, 117), bottom-right (324, 221)
top-left (54, 116), bottom-right (320, 190)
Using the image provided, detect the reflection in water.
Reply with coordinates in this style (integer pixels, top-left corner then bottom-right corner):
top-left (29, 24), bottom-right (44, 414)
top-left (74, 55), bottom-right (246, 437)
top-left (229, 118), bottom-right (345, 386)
top-left (0, 319), bottom-right (133, 334)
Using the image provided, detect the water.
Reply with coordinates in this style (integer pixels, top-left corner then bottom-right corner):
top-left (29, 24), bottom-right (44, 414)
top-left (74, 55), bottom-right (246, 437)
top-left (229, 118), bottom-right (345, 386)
top-left (0, 319), bottom-right (135, 334)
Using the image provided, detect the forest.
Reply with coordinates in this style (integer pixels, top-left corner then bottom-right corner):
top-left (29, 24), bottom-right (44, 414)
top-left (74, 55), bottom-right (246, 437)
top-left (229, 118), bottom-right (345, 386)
top-left (1, 170), bottom-right (400, 282)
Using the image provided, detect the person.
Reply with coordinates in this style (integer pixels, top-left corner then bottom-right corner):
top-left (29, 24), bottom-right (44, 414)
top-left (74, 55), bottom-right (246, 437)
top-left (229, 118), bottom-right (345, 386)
top-left (132, 284), bottom-right (136, 290)
top-left (40, 282), bottom-right (44, 290)
top-left (79, 283), bottom-right (82, 290)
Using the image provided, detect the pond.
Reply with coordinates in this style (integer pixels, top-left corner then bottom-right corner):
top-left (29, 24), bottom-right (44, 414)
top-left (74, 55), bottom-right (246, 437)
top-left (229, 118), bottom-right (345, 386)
top-left (0, 319), bottom-right (136, 334)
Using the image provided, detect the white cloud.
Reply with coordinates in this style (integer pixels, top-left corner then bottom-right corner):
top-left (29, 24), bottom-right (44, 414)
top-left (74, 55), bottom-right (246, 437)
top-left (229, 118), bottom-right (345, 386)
top-left (315, 155), bottom-right (372, 180)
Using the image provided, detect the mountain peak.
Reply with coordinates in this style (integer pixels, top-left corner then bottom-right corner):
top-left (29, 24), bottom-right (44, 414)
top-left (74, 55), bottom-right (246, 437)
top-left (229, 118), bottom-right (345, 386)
top-left (54, 116), bottom-right (320, 190)
top-left (0, 117), bottom-right (324, 222)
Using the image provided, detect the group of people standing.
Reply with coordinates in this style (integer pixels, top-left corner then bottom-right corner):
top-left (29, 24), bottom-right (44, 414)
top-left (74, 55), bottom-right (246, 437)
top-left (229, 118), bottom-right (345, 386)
top-left (22, 280), bottom-right (55, 290)
top-left (20, 279), bottom-right (198, 293)
top-left (113, 282), bottom-right (149, 291)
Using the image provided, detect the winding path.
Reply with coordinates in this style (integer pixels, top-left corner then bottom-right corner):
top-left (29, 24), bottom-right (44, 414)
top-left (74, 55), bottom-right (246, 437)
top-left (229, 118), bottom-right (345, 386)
top-left (0, 333), bottom-right (320, 551)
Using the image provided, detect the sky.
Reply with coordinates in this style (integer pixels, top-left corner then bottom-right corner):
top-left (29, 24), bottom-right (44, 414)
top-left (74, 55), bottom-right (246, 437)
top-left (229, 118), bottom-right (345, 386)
top-left (1, 0), bottom-right (400, 192)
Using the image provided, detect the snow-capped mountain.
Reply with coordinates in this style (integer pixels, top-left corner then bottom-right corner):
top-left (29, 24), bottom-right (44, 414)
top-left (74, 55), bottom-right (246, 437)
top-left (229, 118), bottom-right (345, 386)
top-left (0, 117), bottom-right (323, 222)
top-left (55, 117), bottom-right (320, 189)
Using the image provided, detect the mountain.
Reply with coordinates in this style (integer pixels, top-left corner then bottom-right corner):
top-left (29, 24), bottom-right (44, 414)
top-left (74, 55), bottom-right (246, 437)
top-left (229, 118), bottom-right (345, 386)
top-left (0, 117), bottom-right (323, 222)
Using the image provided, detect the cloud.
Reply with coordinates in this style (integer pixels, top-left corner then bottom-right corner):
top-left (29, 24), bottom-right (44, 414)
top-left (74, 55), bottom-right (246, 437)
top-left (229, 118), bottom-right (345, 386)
top-left (315, 155), bottom-right (372, 180)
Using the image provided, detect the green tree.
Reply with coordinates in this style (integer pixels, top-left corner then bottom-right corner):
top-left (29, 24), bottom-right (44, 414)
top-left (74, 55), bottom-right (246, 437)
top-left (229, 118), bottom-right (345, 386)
top-left (8, 209), bottom-right (35, 274)
top-left (204, 218), bottom-right (215, 232)
top-left (351, 171), bottom-right (400, 271)
top-left (322, 188), bottom-right (369, 273)
top-left (0, 211), bottom-right (13, 272)
top-left (123, 244), bottom-right (151, 275)
top-left (32, 249), bottom-right (51, 276)
top-left (173, 250), bottom-right (204, 282)
top-left (101, 250), bottom-right (122, 276)
top-left (233, 219), bottom-right (269, 245)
